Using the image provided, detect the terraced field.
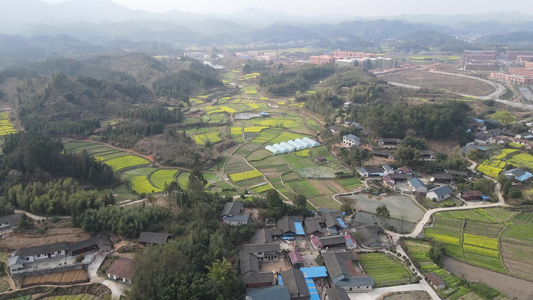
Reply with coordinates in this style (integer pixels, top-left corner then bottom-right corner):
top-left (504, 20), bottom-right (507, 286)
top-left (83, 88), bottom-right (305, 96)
top-left (0, 113), bottom-right (16, 136)
top-left (426, 208), bottom-right (532, 277)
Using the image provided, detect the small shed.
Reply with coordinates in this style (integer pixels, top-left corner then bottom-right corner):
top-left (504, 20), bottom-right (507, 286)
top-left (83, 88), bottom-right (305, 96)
top-left (138, 232), bottom-right (172, 245)
top-left (288, 251), bottom-right (304, 268)
top-left (425, 272), bottom-right (445, 290)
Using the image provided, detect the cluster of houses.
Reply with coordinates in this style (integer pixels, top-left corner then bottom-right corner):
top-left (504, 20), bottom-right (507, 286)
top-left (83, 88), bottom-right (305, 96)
top-left (469, 118), bottom-right (533, 150)
top-left (230, 207), bottom-right (392, 300)
top-left (5, 230), bottom-right (177, 287)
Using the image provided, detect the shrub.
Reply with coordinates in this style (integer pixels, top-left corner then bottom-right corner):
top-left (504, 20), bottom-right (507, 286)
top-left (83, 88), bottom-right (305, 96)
top-left (75, 255), bottom-right (85, 263)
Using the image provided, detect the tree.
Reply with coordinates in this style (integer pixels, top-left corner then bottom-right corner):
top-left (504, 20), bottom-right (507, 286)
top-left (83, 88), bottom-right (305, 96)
top-left (401, 136), bottom-right (426, 150)
top-left (490, 111), bottom-right (515, 125)
top-left (394, 146), bottom-right (420, 165)
top-left (340, 204), bottom-right (353, 216)
top-left (376, 204), bottom-right (390, 223)
top-left (17, 213), bottom-right (34, 230)
top-left (294, 194), bottom-right (307, 209)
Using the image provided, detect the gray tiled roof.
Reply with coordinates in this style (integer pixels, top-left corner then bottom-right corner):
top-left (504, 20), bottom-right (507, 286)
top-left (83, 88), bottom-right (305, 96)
top-left (409, 178), bottom-right (426, 188)
top-left (281, 268), bottom-right (310, 298)
top-left (0, 213), bottom-right (21, 229)
top-left (428, 185), bottom-right (453, 197)
top-left (249, 228), bottom-right (273, 244)
top-left (247, 285), bottom-right (290, 300)
top-left (304, 216), bottom-right (324, 234)
top-left (327, 285), bottom-right (350, 300)
top-left (221, 201), bottom-right (244, 216)
top-left (277, 215), bottom-right (303, 234)
top-left (16, 242), bottom-right (67, 257)
top-left (321, 211), bottom-right (343, 228)
top-left (239, 272), bottom-right (275, 284)
top-left (318, 235), bottom-right (346, 246)
top-left (323, 252), bottom-right (353, 279)
top-left (244, 243), bottom-right (280, 253)
top-left (67, 234), bottom-right (112, 254)
top-left (239, 251), bottom-right (259, 274)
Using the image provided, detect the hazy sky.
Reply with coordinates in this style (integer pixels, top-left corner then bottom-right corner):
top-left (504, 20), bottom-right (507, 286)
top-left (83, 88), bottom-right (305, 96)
top-left (41, 0), bottom-right (533, 16)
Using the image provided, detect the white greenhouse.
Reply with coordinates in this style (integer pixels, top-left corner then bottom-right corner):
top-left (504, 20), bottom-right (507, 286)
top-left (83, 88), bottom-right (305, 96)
top-left (302, 137), bottom-right (320, 147)
top-left (265, 145), bottom-right (282, 155)
top-left (288, 140), bottom-right (306, 150)
top-left (280, 142), bottom-right (297, 152)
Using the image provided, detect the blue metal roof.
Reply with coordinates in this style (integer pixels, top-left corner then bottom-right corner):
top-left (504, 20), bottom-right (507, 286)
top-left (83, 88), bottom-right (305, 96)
top-left (306, 278), bottom-right (320, 300)
top-left (300, 267), bottom-right (328, 278)
top-left (294, 222), bottom-right (305, 235)
top-left (517, 172), bottom-right (533, 182)
top-left (336, 218), bottom-right (346, 228)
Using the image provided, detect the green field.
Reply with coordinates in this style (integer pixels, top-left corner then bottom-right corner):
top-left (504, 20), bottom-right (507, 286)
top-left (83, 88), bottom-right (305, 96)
top-left (513, 212), bottom-right (533, 223)
top-left (358, 253), bottom-right (413, 287)
top-left (501, 223), bottom-right (533, 244)
top-left (131, 176), bottom-right (162, 195)
top-left (229, 170), bottom-right (263, 182)
top-left (0, 277), bottom-right (10, 293)
top-left (177, 172), bottom-right (191, 188)
top-left (336, 177), bottom-right (362, 190)
top-left (287, 180), bottom-right (319, 197)
top-left (269, 132), bottom-right (308, 144)
top-left (104, 155), bottom-right (151, 172)
top-left (150, 169), bottom-right (178, 190)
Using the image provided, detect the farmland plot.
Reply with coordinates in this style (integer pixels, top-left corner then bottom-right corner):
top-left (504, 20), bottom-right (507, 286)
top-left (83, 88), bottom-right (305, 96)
top-left (150, 169), bottom-right (178, 190)
top-left (104, 155), bottom-right (150, 172)
top-left (359, 253), bottom-right (413, 287)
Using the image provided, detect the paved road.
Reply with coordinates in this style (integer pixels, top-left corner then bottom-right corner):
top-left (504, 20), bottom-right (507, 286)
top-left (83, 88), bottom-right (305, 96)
top-left (429, 70), bottom-right (507, 100)
top-left (347, 283), bottom-right (434, 300)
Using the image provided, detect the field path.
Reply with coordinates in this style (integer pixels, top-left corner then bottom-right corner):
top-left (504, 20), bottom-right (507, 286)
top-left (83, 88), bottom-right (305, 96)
top-left (14, 209), bottom-right (71, 221)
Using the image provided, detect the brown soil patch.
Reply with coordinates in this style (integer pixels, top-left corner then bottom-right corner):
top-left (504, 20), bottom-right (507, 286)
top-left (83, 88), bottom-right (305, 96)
top-left (380, 291), bottom-right (432, 300)
top-left (0, 228), bottom-right (90, 252)
top-left (22, 270), bottom-right (89, 288)
top-left (426, 139), bottom-right (461, 155)
top-left (309, 180), bottom-right (347, 195)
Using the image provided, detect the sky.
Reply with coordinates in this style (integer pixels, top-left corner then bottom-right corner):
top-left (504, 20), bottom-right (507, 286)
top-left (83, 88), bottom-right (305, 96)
top-left (40, 0), bottom-right (533, 16)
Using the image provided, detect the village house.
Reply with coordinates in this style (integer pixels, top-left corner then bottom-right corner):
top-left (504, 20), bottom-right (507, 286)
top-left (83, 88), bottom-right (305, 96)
top-left (107, 257), bottom-right (138, 284)
top-left (249, 228), bottom-right (281, 244)
top-left (13, 242), bottom-right (67, 263)
top-left (378, 138), bottom-right (402, 148)
top-left (427, 185), bottom-right (453, 202)
top-left (321, 211), bottom-right (347, 234)
top-left (430, 174), bottom-right (453, 184)
top-left (221, 201), bottom-right (250, 226)
top-left (278, 215), bottom-right (305, 237)
top-left (243, 243), bottom-right (281, 261)
top-left (373, 150), bottom-right (394, 160)
top-left (408, 178), bottom-right (427, 193)
top-left (354, 225), bottom-right (386, 248)
top-left (304, 216), bottom-right (326, 237)
top-left (280, 268), bottom-right (310, 300)
top-left (138, 232), bottom-right (172, 246)
top-left (344, 235), bottom-right (358, 250)
top-left (357, 165), bottom-right (391, 177)
top-left (425, 272), bottom-right (446, 290)
top-left (314, 157), bottom-right (327, 163)
top-left (330, 126), bottom-right (342, 134)
top-left (384, 174), bottom-right (412, 186)
top-left (474, 133), bottom-right (491, 145)
top-left (289, 251), bottom-right (304, 268)
top-left (399, 166), bottom-right (414, 175)
top-left (68, 234), bottom-right (112, 256)
top-left (327, 285), bottom-right (351, 300)
top-left (503, 168), bottom-right (533, 183)
top-left (312, 235), bottom-right (347, 251)
top-left (461, 190), bottom-right (483, 201)
top-left (323, 251), bottom-right (374, 292)
top-left (246, 285), bottom-right (290, 300)
top-left (343, 134), bottom-right (361, 147)
top-left (420, 150), bottom-right (436, 160)
top-left (0, 213), bottom-right (21, 231)
top-left (239, 251), bottom-right (275, 288)
top-left (446, 169), bottom-right (469, 178)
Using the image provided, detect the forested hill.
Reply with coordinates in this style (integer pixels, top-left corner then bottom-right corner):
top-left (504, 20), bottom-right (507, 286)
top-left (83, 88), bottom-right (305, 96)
top-left (18, 74), bottom-right (152, 135)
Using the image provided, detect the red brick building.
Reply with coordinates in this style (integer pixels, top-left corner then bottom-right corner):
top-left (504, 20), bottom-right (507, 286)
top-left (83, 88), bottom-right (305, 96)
top-left (491, 73), bottom-right (533, 85)
top-left (310, 55), bottom-right (335, 65)
top-left (462, 50), bottom-right (497, 63)
top-left (506, 50), bottom-right (533, 61)
top-left (517, 55), bottom-right (533, 64)
top-left (510, 67), bottom-right (533, 78)
top-left (333, 51), bottom-right (375, 59)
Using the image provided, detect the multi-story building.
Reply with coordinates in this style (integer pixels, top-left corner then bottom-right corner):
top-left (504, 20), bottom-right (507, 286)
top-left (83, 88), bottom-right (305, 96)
top-left (506, 50), bottom-right (533, 61)
top-left (516, 55), bottom-right (533, 64)
top-left (310, 55), bottom-right (335, 65)
top-left (461, 50), bottom-right (498, 70)
top-left (491, 73), bottom-right (533, 85)
top-left (333, 51), bottom-right (376, 59)
top-left (525, 62), bottom-right (533, 69)
top-left (509, 68), bottom-right (533, 78)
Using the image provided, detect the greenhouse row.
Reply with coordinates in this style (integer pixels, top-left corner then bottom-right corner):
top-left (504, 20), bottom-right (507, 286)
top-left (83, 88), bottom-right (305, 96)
top-left (265, 138), bottom-right (320, 155)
